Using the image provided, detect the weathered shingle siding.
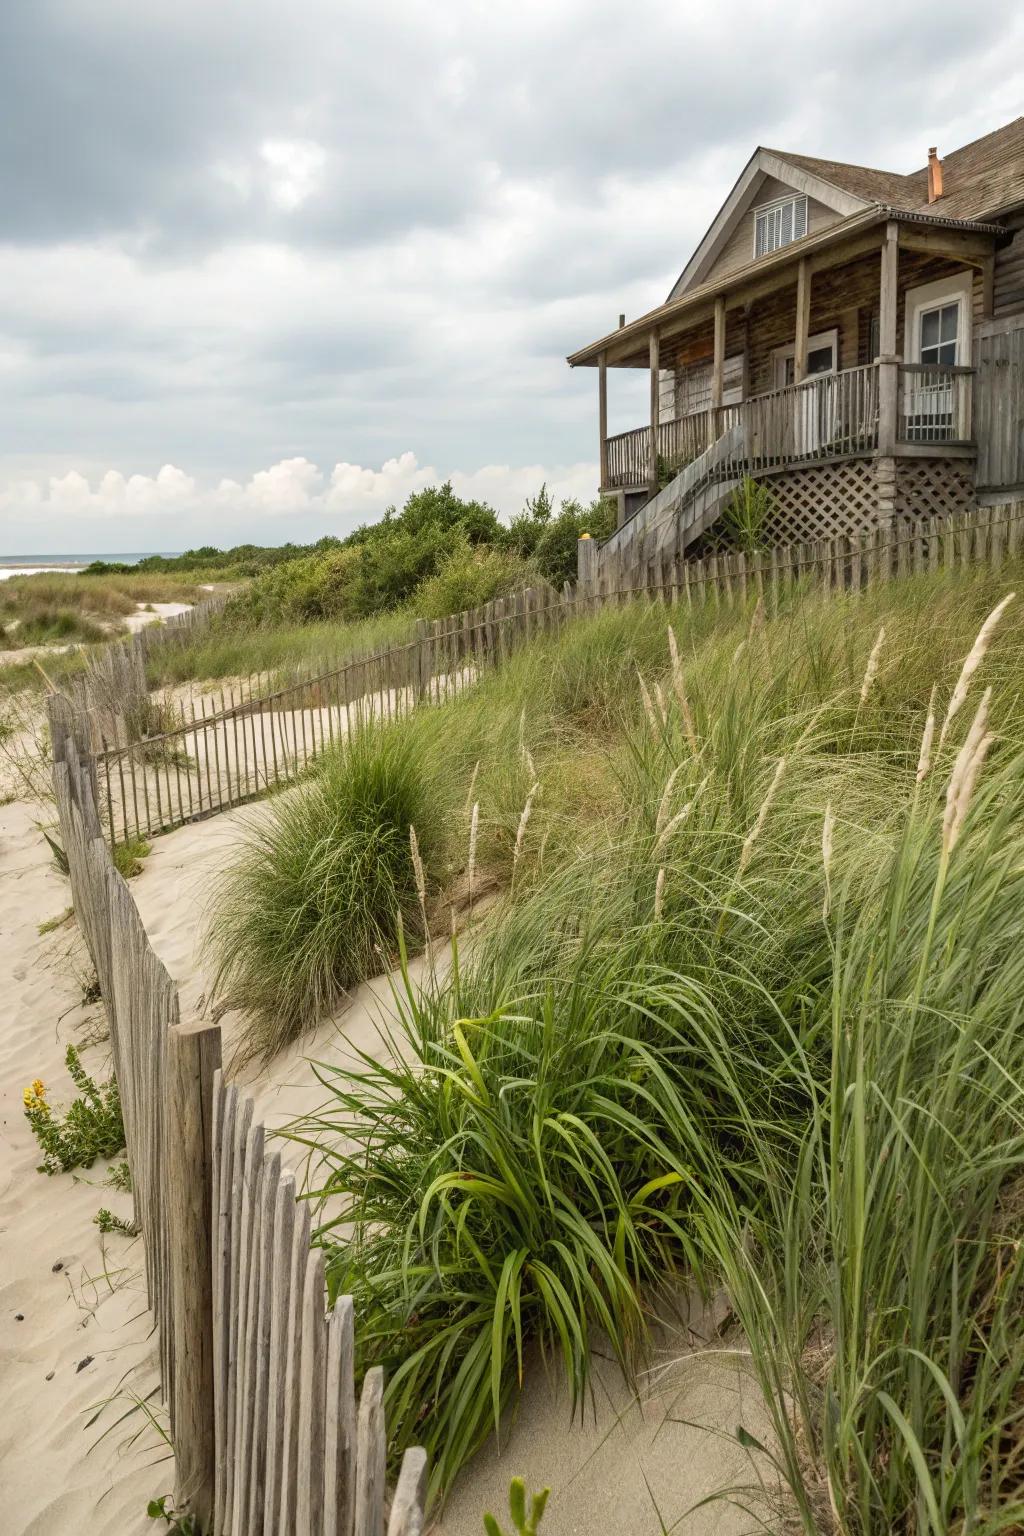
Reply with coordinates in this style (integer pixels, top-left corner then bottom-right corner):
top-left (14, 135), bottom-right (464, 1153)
top-left (994, 212), bottom-right (1024, 319)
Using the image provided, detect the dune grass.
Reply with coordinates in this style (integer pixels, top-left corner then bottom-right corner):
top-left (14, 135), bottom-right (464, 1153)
top-left (212, 558), bottom-right (1024, 1523)
top-left (144, 609), bottom-right (415, 689)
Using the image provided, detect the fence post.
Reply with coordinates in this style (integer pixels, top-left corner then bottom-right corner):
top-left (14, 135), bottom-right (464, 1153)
top-left (168, 1022), bottom-right (223, 1529)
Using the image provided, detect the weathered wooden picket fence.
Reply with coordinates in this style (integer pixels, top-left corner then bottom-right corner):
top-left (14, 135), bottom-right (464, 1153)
top-left (71, 501), bottom-right (1024, 849)
top-left (49, 712), bottom-right (427, 1536)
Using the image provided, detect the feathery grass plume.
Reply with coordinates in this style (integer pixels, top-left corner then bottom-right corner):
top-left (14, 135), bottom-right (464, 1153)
top-left (464, 759), bottom-right (480, 815)
top-left (655, 763), bottom-right (685, 837)
top-left (821, 802), bottom-right (835, 920)
top-left (732, 638), bottom-right (746, 666)
top-left (468, 800), bottom-right (479, 908)
top-left (737, 757), bottom-right (786, 877)
top-left (653, 866), bottom-right (666, 920)
top-left (512, 782), bottom-right (540, 875)
top-left (941, 689), bottom-right (993, 856)
top-left (858, 625), bottom-right (886, 706)
top-left (748, 594), bottom-right (766, 638)
top-left (916, 683), bottom-right (938, 784)
top-left (938, 590), bottom-right (1015, 750)
top-left (666, 624), bottom-right (698, 751)
top-left (637, 669), bottom-right (659, 732)
top-left (518, 708), bottom-right (536, 778)
top-left (409, 823), bottom-right (428, 935)
top-left (653, 801), bottom-right (695, 858)
top-left (653, 681), bottom-right (669, 727)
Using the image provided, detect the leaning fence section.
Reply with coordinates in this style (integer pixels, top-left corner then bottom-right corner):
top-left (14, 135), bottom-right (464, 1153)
top-left (50, 725), bottom-right (427, 1536)
top-left (73, 501), bottom-right (1024, 848)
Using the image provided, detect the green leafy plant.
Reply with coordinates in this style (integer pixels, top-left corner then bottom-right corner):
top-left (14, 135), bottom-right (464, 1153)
top-left (24, 1045), bottom-right (124, 1175)
top-left (95, 1207), bottom-right (138, 1237)
top-left (719, 473), bottom-right (774, 552)
top-left (484, 1478), bottom-right (550, 1536)
top-left (146, 1494), bottom-right (198, 1534)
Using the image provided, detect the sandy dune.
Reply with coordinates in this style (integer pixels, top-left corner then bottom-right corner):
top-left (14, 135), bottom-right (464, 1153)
top-left (0, 799), bottom-right (159, 1536)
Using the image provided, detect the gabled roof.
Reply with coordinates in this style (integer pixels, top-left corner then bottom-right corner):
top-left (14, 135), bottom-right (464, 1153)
top-left (668, 116), bottom-right (1024, 301)
top-left (772, 117), bottom-right (1024, 222)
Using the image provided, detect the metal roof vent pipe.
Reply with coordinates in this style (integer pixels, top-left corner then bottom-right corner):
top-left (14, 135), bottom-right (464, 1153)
top-left (928, 146), bottom-right (944, 203)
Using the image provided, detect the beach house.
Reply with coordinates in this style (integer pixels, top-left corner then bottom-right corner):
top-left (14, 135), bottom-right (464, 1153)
top-left (568, 117), bottom-right (1024, 560)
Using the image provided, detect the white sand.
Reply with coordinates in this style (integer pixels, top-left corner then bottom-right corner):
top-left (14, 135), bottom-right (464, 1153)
top-left (1, 752), bottom-right (772, 1534)
top-left (0, 798), bottom-right (158, 1536)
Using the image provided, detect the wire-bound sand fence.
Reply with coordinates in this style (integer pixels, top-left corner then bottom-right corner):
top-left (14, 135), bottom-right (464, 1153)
top-left (49, 714), bottom-right (427, 1536)
top-left (63, 501), bottom-right (1024, 850)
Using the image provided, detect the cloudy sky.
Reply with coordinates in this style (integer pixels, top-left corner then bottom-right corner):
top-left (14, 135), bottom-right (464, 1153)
top-left (1, 0), bottom-right (1022, 554)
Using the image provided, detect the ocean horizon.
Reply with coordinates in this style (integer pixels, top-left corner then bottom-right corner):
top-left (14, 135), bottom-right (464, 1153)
top-left (0, 551), bottom-right (182, 578)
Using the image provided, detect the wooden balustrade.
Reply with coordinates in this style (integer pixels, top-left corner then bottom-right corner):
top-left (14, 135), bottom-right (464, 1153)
top-left (898, 363), bottom-right (973, 444)
top-left (604, 361), bottom-right (974, 497)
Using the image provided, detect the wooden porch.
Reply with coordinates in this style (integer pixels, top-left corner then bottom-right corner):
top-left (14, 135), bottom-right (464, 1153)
top-left (603, 360), bottom-right (974, 491)
top-left (571, 210), bottom-right (999, 538)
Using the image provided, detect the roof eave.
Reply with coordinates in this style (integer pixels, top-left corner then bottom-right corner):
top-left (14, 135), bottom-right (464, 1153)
top-left (567, 204), bottom-right (1003, 367)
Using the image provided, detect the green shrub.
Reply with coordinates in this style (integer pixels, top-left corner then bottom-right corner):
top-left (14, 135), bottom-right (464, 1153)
top-left (206, 723), bottom-right (447, 1058)
top-left (24, 1046), bottom-right (124, 1175)
top-left (412, 538), bottom-right (535, 620)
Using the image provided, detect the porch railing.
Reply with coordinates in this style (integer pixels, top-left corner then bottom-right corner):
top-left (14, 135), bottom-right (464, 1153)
top-left (898, 363), bottom-right (972, 444)
top-left (604, 361), bottom-right (974, 495)
top-left (605, 406), bottom-right (738, 489)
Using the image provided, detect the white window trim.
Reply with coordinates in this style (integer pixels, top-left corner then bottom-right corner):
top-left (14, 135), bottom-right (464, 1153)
top-left (904, 271), bottom-right (972, 366)
top-left (771, 329), bottom-right (839, 387)
top-left (753, 193), bottom-right (808, 259)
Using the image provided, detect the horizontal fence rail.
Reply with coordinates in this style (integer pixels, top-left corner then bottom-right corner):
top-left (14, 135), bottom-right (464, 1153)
top-left (49, 726), bottom-right (427, 1535)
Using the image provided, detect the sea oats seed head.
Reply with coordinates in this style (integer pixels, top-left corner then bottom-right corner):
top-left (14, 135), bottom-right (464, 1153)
top-left (655, 763), bottom-right (684, 836)
top-left (513, 781), bottom-right (540, 871)
top-left (738, 757), bottom-right (786, 877)
top-left (916, 685), bottom-right (938, 784)
top-left (938, 592), bottom-right (1015, 750)
top-left (637, 669), bottom-right (659, 732)
top-left (667, 625), bottom-right (698, 751)
top-left (859, 626), bottom-right (886, 707)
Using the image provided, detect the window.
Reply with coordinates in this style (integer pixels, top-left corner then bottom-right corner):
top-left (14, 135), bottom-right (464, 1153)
top-left (772, 330), bottom-right (838, 388)
top-left (754, 194), bottom-right (808, 258)
top-left (904, 273), bottom-right (971, 368)
top-left (919, 302), bottom-right (959, 366)
top-left (676, 355), bottom-right (744, 416)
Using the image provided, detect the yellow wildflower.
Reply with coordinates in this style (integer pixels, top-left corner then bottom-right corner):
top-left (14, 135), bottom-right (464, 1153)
top-left (32, 1079), bottom-right (45, 1098)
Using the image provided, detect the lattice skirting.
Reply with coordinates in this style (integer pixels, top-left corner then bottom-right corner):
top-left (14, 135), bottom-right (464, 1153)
top-left (895, 458), bottom-right (976, 525)
top-left (754, 461), bottom-right (882, 546)
top-left (738, 458), bottom-right (979, 548)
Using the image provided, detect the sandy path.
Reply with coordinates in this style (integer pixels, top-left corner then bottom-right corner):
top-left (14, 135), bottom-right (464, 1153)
top-left (0, 799), bottom-right (161, 1536)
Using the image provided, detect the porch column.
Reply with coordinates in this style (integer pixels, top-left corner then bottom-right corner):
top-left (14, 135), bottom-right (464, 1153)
top-left (711, 296), bottom-right (726, 410)
top-left (794, 258), bottom-right (811, 382)
top-left (649, 329), bottom-right (660, 492)
top-left (598, 350), bottom-right (609, 490)
top-left (877, 220), bottom-right (900, 459)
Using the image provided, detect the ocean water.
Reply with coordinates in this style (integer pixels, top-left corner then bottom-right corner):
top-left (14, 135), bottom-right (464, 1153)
top-left (0, 552), bottom-right (180, 580)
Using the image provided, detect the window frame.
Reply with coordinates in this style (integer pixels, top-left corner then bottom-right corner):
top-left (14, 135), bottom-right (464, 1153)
top-left (903, 271), bottom-right (972, 368)
top-left (771, 329), bottom-right (839, 388)
top-left (753, 193), bottom-right (809, 259)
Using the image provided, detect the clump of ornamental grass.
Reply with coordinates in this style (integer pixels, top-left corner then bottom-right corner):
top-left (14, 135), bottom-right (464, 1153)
top-left (205, 722), bottom-right (445, 1058)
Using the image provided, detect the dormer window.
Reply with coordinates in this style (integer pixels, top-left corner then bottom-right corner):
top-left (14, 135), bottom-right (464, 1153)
top-left (754, 194), bottom-right (808, 258)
